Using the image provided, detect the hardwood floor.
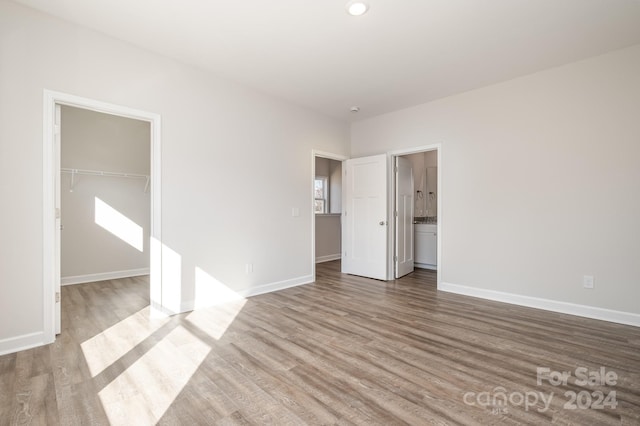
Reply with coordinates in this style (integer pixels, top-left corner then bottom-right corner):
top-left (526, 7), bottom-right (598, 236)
top-left (1, 261), bottom-right (639, 425)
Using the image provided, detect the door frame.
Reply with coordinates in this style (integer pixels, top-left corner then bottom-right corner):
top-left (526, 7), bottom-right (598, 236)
top-left (388, 144), bottom-right (442, 285)
top-left (311, 150), bottom-right (348, 281)
top-left (42, 90), bottom-right (162, 343)
top-left (394, 155), bottom-right (415, 278)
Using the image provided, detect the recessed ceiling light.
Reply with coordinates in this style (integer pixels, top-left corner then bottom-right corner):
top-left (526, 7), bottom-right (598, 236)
top-left (346, 1), bottom-right (369, 16)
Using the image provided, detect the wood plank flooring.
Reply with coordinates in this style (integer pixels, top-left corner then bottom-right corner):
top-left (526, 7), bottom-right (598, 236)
top-left (1, 261), bottom-right (639, 425)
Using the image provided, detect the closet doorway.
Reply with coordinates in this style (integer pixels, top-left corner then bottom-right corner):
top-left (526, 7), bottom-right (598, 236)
top-left (43, 90), bottom-right (162, 340)
top-left (59, 106), bottom-right (151, 292)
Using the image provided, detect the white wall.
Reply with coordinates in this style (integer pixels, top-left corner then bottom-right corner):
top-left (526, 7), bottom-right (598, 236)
top-left (404, 153), bottom-right (425, 217)
top-left (315, 215), bottom-right (341, 262)
top-left (61, 106), bottom-right (150, 282)
top-left (425, 150), bottom-right (438, 217)
top-left (424, 150), bottom-right (437, 168)
top-left (0, 2), bottom-right (349, 352)
top-left (328, 160), bottom-right (342, 214)
top-left (315, 156), bottom-right (329, 177)
top-left (352, 44), bottom-right (640, 317)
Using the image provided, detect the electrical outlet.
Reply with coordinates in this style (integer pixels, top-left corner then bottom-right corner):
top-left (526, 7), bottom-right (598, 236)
top-left (583, 275), bottom-right (594, 289)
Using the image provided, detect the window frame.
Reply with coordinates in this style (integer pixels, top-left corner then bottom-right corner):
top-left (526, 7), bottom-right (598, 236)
top-left (314, 176), bottom-right (328, 214)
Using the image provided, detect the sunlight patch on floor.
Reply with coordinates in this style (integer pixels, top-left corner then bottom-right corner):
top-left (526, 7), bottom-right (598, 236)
top-left (81, 307), bottom-right (170, 377)
top-left (191, 267), bottom-right (247, 339)
top-left (185, 300), bottom-right (246, 341)
top-left (88, 257), bottom-right (247, 422)
top-left (98, 325), bottom-right (210, 425)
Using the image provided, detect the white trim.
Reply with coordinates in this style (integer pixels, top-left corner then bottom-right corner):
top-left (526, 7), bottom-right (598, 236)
top-left (43, 90), bottom-right (162, 350)
top-left (414, 263), bottom-right (437, 270)
top-left (314, 175), bottom-right (329, 213)
top-left (387, 144), bottom-right (441, 157)
top-left (0, 332), bottom-right (46, 357)
top-left (387, 143), bottom-right (442, 285)
top-left (245, 274), bottom-right (314, 298)
top-left (316, 254), bottom-right (341, 263)
top-left (180, 274), bottom-right (314, 312)
top-left (61, 268), bottom-right (150, 286)
top-left (42, 94), bottom-right (56, 345)
top-left (311, 150), bottom-right (348, 283)
top-left (313, 150), bottom-right (349, 161)
top-left (244, 275), bottom-right (315, 297)
top-left (439, 282), bottom-right (640, 327)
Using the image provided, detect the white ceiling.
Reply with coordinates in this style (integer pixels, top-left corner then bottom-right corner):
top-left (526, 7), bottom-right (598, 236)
top-left (13, 0), bottom-right (640, 121)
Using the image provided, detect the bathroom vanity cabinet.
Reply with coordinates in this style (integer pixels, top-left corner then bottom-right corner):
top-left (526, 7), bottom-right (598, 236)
top-left (415, 224), bottom-right (437, 270)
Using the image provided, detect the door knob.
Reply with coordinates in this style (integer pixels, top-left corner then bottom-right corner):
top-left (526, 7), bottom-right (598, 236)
top-left (379, 221), bottom-right (386, 226)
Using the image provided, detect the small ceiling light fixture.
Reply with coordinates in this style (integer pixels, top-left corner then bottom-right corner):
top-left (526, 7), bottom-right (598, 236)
top-left (350, 106), bottom-right (360, 113)
top-left (346, 1), bottom-right (369, 16)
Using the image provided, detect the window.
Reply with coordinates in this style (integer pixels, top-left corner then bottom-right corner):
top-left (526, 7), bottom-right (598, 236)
top-left (314, 177), bottom-right (328, 214)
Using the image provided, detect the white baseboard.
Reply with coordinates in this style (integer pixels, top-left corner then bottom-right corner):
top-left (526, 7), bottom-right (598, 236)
top-left (415, 263), bottom-right (436, 270)
top-left (316, 254), bottom-right (341, 263)
top-left (241, 274), bottom-right (314, 298)
top-left (179, 274), bottom-right (314, 313)
top-left (439, 281), bottom-right (640, 327)
top-left (61, 268), bottom-right (150, 286)
top-left (0, 331), bottom-right (49, 356)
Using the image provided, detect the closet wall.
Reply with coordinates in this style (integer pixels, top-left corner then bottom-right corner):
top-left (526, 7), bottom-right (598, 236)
top-left (61, 106), bottom-right (150, 284)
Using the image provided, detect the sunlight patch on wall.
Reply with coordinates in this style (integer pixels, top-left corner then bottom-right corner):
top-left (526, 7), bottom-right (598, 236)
top-left (80, 307), bottom-right (170, 378)
top-left (149, 237), bottom-right (163, 316)
top-left (98, 325), bottom-right (210, 425)
top-left (190, 267), bottom-right (247, 339)
top-left (161, 243), bottom-right (182, 314)
top-left (94, 197), bottom-right (143, 251)
top-left (194, 267), bottom-right (244, 307)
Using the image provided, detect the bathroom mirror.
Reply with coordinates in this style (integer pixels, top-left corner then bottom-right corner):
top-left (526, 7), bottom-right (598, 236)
top-left (426, 167), bottom-right (437, 217)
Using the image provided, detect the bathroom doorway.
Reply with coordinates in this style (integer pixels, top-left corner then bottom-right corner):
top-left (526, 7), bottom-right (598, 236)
top-left (391, 145), bottom-right (440, 283)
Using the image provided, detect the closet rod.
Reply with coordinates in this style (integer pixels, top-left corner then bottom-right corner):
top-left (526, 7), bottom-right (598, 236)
top-left (61, 168), bottom-right (149, 179)
top-left (61, 168), bottom-right (150, 193)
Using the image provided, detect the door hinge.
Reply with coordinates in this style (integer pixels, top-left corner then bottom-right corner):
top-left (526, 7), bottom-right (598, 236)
top-left (395, 210), bottom-right (398, 217)
top-left (394, 256), bottom-right (398, 262)
top-left (55, 208), bottom-right (60, 219)
top-left (395, 166), bottom-right (398, 173)
top-left (55, 292), bottom-right (60, 303)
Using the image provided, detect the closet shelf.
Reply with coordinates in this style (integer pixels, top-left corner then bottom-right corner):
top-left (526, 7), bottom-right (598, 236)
top-left (61, 168), bottom-right (150, 192)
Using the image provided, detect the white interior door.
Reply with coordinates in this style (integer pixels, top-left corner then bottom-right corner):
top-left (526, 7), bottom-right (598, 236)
top-left (395, 156), bottom-right (414, 278)
top-left (54, 104), bottom-right (61, 334)
top-left (342, 154), bottom-right (388, 280)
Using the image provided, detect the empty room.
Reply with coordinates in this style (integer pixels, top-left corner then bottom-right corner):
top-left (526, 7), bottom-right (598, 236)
top-left (1, 0), bottom-right (639, 424)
